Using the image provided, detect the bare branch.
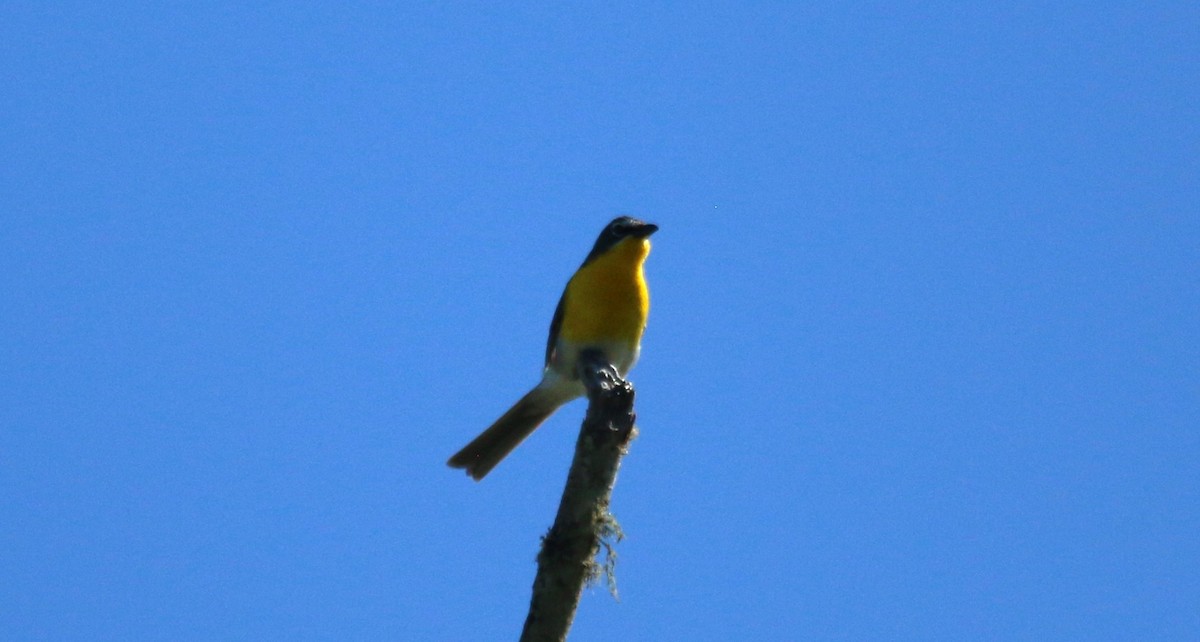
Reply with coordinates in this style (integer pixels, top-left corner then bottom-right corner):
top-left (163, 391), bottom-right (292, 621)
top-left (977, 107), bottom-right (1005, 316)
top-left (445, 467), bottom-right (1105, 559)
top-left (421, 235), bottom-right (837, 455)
top-left (519, 350), bottom-right (637, 642)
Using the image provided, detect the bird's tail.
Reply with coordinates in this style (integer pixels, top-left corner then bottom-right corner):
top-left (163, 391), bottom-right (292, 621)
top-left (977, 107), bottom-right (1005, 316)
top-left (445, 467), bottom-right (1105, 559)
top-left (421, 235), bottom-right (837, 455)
top-left (447, 383), bottom-right (573, 480)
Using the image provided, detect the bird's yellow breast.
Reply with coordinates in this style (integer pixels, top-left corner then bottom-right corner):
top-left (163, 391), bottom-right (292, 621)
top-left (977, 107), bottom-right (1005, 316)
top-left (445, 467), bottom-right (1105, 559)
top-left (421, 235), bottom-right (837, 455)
top-left (559, 237), bottom-right (650, 345)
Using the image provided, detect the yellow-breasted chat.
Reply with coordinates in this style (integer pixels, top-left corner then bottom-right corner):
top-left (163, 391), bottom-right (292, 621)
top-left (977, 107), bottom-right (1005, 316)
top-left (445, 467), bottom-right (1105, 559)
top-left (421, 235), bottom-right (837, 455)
top-left (448, 216), bottom-right (658, 480)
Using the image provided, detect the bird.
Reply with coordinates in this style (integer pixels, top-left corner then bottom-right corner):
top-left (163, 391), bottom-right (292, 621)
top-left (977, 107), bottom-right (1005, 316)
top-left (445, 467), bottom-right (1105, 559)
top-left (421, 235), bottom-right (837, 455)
top-left (447, 216), bottom-right (658, 480)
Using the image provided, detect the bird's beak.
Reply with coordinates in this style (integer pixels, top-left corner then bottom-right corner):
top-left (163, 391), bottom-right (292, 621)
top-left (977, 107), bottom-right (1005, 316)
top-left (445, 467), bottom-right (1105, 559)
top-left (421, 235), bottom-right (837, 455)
top-left (634, 222), bottom-right (659, 238)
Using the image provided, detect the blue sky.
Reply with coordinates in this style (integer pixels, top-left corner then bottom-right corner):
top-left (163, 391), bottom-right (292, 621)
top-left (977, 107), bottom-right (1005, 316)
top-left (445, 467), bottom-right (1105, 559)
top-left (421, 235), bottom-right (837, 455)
top-left (2, 3), bottom-right (1197, 640)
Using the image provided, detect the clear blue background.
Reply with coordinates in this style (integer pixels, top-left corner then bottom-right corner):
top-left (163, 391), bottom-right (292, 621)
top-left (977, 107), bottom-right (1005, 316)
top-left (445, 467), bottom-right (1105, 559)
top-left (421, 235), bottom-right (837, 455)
top-left (2, 3), bottom-right (1197, 640)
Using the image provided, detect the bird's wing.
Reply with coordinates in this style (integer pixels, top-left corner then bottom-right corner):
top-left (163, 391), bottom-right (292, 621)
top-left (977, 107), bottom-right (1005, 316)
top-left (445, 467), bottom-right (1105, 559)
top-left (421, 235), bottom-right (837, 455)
top-left (545, 286), bottom-right (567, 368)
